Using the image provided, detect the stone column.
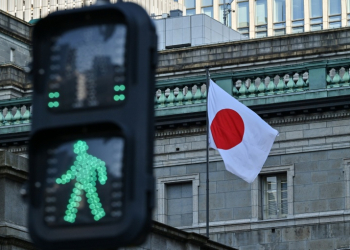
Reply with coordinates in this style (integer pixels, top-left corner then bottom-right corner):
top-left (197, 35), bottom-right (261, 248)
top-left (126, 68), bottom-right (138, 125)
top-left (304, 0), bottom-right (310, 32)
top-left (196, 0), bottom-right (201, 14)
top-left (213, 0), bottom-right (219, 20)
top-left (341, 0), bottom-right (347, 27)
top-left (286, 0), bottom-right (292, 34)
top-left (322, 0), bottom-right (328, 29)
top-left (249, 0), bottom-right (255, 38)
top-left (232, 1), bottom-right (237, 29)
top-left (267, 0), bottom-right (273, 36)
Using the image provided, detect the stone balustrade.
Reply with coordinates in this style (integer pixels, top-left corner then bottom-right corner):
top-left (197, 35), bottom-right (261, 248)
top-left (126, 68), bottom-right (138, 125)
top-left (233, 71), bottom-right (309, 98)
top-left (155, 83), bottom-right (207, 109)
top-left (155, 70), bottom-right (312, 109)
top-left (327, 67), bottom-right (350, 88)
top-left (0, 104), bottom-right (31, 125)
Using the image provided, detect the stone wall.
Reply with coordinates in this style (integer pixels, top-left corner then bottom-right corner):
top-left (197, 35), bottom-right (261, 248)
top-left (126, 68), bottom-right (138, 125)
top-left (0, 150), bottom-right (30, 250)
top-left (211, 222), bottom-right (350, 250)
top-left (0, 10), bottom-right (31, 68)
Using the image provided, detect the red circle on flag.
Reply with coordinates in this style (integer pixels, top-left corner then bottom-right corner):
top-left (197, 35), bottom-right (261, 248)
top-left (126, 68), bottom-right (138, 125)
top-left (210, 109), bottom-right (245, 150)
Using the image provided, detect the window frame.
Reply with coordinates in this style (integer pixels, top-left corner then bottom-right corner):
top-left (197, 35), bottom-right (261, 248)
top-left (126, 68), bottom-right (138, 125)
top-left (156, 174), bottom-right (199, 227)
top-left (255, 0), bottom-right (267, 38)
top-left (309, 0), bottom-right (323, 31)
top-left (309, 0), bottom-right (323, 18)
top-left (273, 0), bottom-right (286, 36)
top-left (201, 0), bottom-right (213, 17)
top-left (328, 0), bottom-right (341, 29)
top-left (10, 48), bottom-right (15, 63)
top-left (291, 0), bottom-right (304, 33)
top-left (261, 174), bottom-right (288, 219)
top-left (219, 4), bottom-right (232, 27)
top-left (251, 164), bottom-right (294, 221)
top-left (236, 0), bottom-right (249, 29)
top-left (185, 0), bottom-right (196, 16)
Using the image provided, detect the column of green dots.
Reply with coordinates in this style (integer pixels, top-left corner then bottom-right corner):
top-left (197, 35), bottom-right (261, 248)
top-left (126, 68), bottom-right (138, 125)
top-left (114, 85), bottom-right (125, 102)
top-left (48, 92), bottom-right (60, 108)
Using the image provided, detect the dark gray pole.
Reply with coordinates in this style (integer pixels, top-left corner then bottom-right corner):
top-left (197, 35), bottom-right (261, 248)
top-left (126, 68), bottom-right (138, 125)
top-left (205, 67), bottom-right (210, 238)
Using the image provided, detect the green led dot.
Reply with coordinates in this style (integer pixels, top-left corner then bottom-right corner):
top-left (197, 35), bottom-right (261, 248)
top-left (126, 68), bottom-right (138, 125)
top-left (120, 85), bottom-right (125, 91)
top-left (114, 85), bottom-right (120, 91)
top-left (114, 95), bottom-right (119, 101)
top-left (120, 94), bottom-right (125, 101)
top-left (56, 178), bottom-right (62, 184)
top-left (49, 93), bottom-right (54, 98)
top-left (54, 92), bottom-right (60, 98)
top-left (48, 102), bottom-right (54, 108)
top-left (53, 101), bottom-right (59, 107)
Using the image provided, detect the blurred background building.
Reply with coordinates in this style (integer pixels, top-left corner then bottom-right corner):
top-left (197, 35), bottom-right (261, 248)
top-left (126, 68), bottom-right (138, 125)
top-left (0, 0), bottom-right (185, 22)
top-left (0, 0), bottom-right (350, 40)
top-left (0, 2), bottom-right (350, 250)
top-left (182, 0), bottom-right (350, 38)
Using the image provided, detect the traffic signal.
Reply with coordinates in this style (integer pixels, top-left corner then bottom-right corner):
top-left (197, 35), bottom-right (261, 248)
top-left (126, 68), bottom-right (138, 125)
top-left (28, 2), bottom-right (157, 249)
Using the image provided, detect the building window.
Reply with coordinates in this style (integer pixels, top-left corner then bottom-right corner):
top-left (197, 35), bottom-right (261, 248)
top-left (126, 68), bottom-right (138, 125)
top-left (262, 174), bottom-right (288, 219)
top-left (256, 0), bottom-right (267, 38)
top-left (219, 3), bottom-right (232, 27)
top-left (156, 174), bottom-right (199, 227)
top-left (291, 0), bottom-right (304, 33)
top-left (10, 48), bottom-right (14, 62)
top-left (237, 0), bottom-right (249, 36)
top-left (310, 0), bottom-right (323, 31)
top-left (185, 0), bottom-right (196, 16)
top-left (329, 0), bottom-right (341, 29)
top-left (201, 0), bottom-right (213, 17)
top-left (251, 164), bottom-right (294, 221)
top-left (273, 0), bottom-right (285, 35)
top-left (166, 182), bottom-right (193, 227)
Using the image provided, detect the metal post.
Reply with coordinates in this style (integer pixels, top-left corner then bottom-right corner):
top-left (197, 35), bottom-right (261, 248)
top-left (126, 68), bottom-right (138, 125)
top-left (205, 67), bottom-right (210, 238)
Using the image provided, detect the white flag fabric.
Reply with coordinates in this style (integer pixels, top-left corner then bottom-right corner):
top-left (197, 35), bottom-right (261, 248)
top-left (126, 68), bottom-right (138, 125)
top-left (208, 80), bottom-right (278, 183)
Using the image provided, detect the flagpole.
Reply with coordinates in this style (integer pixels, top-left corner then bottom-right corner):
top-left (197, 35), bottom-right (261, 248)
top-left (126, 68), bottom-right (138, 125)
top-left (205, 66), bottom-right (210, 238)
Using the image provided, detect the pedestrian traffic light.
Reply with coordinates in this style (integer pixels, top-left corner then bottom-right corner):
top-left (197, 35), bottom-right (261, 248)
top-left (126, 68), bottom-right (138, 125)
top-left (28, 1), bottom-right (157, 249)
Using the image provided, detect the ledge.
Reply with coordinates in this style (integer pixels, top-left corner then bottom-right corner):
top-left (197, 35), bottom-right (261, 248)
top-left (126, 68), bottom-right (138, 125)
top-left (151, 220), bottom-right (237, 250)
top-left (0, 151), bottom-right (28, 181)
top-left (177, 210), bottom-right (350, 235)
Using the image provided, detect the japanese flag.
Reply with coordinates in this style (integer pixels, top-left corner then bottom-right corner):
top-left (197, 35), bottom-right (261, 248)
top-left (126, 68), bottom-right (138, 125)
top-left (208, 80), bottom-right (278, 183)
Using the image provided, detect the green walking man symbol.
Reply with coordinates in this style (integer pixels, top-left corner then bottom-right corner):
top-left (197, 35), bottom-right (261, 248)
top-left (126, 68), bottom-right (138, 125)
top-left (56, 140), bottom-right (108, 223)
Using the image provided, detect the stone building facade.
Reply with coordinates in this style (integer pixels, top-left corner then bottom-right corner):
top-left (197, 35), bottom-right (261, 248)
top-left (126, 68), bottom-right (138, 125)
top-left (1, 7), bottom-right (350, 250)
top-left (153, 27), bottom-right (350, 249)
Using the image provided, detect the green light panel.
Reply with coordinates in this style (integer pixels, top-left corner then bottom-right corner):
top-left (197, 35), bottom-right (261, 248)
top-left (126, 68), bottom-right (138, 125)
top-left (44, 137), bottom-right (124, 226)
top-left (48, 92), bottom-right (60, 108)
top-left (114, 85), bottom-right (126, 102)
top-left (56, 141), bottom-right (107, 223)
top-left (46, 24), bottom-right (127, 112)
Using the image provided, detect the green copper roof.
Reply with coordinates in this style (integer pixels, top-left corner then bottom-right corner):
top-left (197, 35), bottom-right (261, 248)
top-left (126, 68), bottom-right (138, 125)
top-left (29, 18), bottom-right (40, 24)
